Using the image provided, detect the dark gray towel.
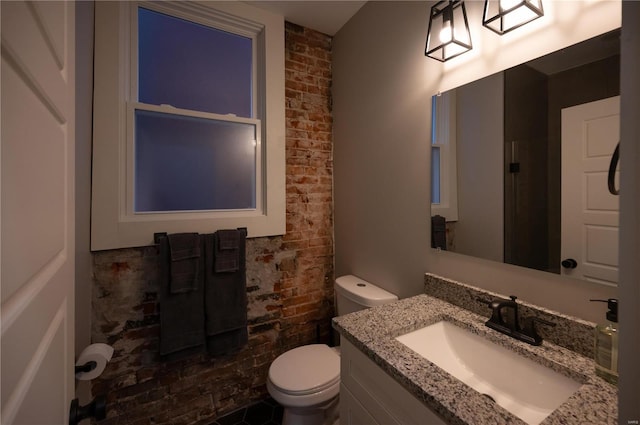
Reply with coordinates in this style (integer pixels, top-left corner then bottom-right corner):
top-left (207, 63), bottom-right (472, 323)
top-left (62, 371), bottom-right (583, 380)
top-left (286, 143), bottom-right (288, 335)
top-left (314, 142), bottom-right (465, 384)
top-left (206, 328), bottom-right (248, 357)
top-left (157, 234), bottom-right (205, 357)
top-left (214, 229), bottom-right (240, 272)
top-left (217, 229), bottom-right (240, 250)
top-left (168, 233), bottom-right (200, 293)
top-left (431, 215), bottom-right (447, 250)
top-left (204, 229), bottom-right (248, 356)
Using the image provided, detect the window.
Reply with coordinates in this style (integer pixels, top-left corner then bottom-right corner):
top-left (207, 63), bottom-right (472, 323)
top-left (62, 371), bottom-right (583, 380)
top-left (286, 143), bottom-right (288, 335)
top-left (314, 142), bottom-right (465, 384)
top-left (431, 92), bottom-right (459, 221)
top-left (137, 7), bottom-right (253, 117)
top-left (133, 109), bottom-right (259, 212)
top-left (91, 2), bottom-right (285, 250)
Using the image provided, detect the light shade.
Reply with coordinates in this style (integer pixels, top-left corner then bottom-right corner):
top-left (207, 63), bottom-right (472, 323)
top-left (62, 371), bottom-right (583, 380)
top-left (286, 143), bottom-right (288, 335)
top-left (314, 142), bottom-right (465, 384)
top-left (425, 1), bottom-right (472, 62)
top-left (483, 0), bottom-right (544, 35)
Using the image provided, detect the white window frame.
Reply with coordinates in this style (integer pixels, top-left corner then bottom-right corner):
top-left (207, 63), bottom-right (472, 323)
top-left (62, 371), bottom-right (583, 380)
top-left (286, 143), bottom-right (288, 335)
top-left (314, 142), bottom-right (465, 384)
top-left (91, 1), bottom-right (285, 250)
top-left (127, 103), bottom-right (262, 215)
top-left (431, 91), bottom-right (459, 222)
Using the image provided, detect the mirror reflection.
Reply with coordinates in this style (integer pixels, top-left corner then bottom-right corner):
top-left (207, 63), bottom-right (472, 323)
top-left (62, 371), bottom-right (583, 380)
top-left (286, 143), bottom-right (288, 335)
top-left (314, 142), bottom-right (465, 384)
top-left (430, 29), bottom-right (620, 286)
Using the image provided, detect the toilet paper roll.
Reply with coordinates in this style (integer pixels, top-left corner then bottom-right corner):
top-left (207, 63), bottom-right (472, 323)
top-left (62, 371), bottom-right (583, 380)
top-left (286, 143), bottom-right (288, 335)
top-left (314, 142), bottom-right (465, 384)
top-left (75, 343), bottom-right (114, 381)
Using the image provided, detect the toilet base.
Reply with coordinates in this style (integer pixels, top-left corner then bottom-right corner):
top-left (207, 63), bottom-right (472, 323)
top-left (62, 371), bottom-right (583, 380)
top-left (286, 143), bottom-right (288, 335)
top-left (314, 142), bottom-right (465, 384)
top-left (281, 397), bottom-right (339, 425)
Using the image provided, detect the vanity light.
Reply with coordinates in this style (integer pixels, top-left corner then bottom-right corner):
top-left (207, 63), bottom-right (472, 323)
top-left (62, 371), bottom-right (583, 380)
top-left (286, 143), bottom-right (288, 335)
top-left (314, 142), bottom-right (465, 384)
top-left (483, 0), bottom-right (544, 35)
top-left (425, 0), bottom-right (472, 62)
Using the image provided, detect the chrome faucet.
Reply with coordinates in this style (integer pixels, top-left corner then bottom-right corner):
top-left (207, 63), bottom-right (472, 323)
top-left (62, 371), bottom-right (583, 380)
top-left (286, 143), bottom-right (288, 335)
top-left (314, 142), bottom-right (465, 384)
top-left (481, 295), bottom-right (556, 346)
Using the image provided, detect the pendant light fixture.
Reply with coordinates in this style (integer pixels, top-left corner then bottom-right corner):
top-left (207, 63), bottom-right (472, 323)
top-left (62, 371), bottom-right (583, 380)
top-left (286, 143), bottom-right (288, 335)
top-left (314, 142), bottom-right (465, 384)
top-left (425, 0), bottom-right (472, 62)
top-left (483, 0), bottom-right (544, 35)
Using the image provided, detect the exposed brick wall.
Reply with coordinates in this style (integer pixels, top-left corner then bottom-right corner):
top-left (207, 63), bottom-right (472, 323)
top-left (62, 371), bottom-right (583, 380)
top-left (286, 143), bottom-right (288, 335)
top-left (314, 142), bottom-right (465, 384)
top-left (91, 22), bottom-right (333, 425)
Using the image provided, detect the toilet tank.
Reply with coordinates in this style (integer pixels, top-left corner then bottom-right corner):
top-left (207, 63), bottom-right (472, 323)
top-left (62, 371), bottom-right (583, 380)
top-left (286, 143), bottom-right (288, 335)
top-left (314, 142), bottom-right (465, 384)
top-left (335, 275), bottom-right (398, 316)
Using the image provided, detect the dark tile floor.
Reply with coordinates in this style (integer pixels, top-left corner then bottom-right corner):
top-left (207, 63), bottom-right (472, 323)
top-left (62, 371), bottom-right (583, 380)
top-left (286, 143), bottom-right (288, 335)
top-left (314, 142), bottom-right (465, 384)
top-left (212, 398), bottom-right (283, 425)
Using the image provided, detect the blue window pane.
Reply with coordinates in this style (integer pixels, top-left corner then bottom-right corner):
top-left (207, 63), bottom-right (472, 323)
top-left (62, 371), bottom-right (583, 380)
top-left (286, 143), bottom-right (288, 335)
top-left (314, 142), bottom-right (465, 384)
top-left (431, 146), bottom-right (441, 204)
top-left (135, 110), bottom-right (257, 212)
top-left (138, 8), bottom-right (253, 117)
top-left (431, 96), bottom-right (438, 144)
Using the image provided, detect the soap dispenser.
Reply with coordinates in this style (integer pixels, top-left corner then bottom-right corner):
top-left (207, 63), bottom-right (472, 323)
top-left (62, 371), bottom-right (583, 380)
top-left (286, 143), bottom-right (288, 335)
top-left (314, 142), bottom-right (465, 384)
top-left (590, 298), bottom-right (618, 384)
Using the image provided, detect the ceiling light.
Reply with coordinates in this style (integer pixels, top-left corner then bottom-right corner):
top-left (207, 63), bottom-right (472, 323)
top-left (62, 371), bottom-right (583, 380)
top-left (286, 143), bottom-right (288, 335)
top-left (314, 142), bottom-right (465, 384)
top-left (483, 0), bottom-right (544, 35)
top-left (425, 1), bottom-right (472, 62)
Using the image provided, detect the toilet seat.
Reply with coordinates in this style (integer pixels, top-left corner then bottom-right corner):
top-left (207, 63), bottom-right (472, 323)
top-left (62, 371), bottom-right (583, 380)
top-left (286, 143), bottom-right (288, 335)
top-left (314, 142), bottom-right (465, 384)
top-left (268, 344), bottom-right (340, 396)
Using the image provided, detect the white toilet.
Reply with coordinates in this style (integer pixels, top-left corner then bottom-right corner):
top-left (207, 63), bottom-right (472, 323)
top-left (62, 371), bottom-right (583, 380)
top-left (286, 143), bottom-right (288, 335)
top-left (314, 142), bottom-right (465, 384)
top-left (267, 275), bottom-right (398, 425)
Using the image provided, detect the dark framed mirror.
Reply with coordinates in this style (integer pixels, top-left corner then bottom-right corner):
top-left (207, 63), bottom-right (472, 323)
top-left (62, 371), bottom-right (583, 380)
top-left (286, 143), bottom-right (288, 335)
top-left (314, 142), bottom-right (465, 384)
top-left (430, 28), bottom-right (620, 286)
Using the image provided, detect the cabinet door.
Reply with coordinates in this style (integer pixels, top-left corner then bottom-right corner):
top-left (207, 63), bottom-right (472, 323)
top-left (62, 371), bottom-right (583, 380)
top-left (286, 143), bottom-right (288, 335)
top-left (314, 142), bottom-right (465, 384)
top-left (340, 384), bottom-right (385, 425)
top-left (340, 339), bottom-right (447, 425)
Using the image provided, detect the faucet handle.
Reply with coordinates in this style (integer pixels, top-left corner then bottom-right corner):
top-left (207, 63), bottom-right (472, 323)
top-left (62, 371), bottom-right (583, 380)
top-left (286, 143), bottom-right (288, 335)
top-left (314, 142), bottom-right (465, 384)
top-left (476, 296), bottom-right (516, 307)
top-left (523, 316), bottom-right (556, 329)
top-left (476, 297), bottom-right (493, 306)
top-left (521, 316), bottom-right (556, 345)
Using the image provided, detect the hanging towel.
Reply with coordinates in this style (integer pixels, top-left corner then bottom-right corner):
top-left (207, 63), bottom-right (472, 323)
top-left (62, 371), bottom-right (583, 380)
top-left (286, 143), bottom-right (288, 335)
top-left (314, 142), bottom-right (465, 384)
top-left (168, 232), bottom-right (200, 293)
top-left (431, 215), bottom-right (447, 250)
top-left (207, 328), bottom-right (248, 357)
top-left (157, 233), bottom-right (205, 358)
top-left (214, 229), bottom-right (240, 273)
top-left (204, 229), bottom-right (248, 356)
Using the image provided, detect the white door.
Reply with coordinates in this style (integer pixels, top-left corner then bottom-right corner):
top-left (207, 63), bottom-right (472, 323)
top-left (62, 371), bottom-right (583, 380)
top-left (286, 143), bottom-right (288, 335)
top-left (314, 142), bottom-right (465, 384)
top-left (1, 1), bottom-right (75, 424)
top-left (561, 96), bottom-right (619, 285)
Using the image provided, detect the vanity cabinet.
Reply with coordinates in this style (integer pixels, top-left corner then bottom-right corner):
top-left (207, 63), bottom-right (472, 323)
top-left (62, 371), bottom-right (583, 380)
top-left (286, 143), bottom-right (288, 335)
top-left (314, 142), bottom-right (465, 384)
top-left (339, 339), bottom-right (447, 425)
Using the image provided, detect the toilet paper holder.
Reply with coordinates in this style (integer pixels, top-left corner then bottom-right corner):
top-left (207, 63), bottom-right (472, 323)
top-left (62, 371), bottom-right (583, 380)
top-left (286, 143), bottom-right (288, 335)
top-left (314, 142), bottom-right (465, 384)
top-left (74, 361), bottom-right (97, 375)
top-left (75, 343), bottom-right (114, 381)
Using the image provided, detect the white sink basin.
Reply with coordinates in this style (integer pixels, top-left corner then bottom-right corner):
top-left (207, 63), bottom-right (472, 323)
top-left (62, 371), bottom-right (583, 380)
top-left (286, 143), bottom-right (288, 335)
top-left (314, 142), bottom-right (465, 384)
top-left (396, 321), bottom-right (581, 425)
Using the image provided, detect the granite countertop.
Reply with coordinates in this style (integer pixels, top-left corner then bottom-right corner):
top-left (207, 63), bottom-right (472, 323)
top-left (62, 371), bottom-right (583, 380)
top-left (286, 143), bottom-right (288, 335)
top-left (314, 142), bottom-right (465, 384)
top-left (333, 294), bottom-right (618, 425)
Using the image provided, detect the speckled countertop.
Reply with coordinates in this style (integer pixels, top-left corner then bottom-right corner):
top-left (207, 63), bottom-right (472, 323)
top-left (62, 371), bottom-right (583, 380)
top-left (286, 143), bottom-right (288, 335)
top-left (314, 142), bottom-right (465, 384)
top-left (333, 293), bottom-right (618, 425)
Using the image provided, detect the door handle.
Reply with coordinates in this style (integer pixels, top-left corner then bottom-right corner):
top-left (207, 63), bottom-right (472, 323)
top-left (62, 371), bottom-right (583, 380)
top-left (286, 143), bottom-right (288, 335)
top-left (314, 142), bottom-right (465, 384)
top-left (561, 258), bottom-right (577, 269)
top-left (607, 142), bottom-right (620, 195)
top-left (69, 395), bottom-right (106, 425)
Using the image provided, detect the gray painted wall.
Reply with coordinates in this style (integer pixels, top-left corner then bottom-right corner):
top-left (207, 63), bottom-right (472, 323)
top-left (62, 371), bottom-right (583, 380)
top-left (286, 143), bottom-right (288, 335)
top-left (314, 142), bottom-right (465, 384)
top-left (75, 0), bottom-right (94, 403)
top-left (619, 1), bottom-right (640, 421)
top-left (333, 1), bottom-right (432, 300)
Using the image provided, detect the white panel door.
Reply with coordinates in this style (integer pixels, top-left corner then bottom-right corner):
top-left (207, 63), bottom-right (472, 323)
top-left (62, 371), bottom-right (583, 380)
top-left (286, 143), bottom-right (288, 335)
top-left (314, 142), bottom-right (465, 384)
top-left (1, 1), bottom-right (75, 423)
top-left (561, 96), bottom-right (619, 285)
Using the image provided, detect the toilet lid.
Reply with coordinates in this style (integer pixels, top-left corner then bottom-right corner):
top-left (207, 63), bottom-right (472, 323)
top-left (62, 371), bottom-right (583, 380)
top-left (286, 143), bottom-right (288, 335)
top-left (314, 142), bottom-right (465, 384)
top-left (269, 344), bottom-right (340, 395)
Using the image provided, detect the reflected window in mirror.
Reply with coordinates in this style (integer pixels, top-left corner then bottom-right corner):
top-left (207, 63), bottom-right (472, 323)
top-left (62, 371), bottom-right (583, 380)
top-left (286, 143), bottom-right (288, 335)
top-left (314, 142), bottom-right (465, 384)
top-left (430, 93), bottom-right (459, 226)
